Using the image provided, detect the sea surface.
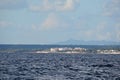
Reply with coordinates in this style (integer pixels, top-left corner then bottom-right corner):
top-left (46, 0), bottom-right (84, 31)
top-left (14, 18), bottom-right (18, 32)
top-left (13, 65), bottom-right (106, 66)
top-left (0, 45), bottom-right (120, 80)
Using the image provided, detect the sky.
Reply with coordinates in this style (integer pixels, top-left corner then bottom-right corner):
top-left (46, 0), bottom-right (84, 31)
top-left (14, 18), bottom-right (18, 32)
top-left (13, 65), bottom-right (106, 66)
top-left (0, 0), bottom-right (120, 44)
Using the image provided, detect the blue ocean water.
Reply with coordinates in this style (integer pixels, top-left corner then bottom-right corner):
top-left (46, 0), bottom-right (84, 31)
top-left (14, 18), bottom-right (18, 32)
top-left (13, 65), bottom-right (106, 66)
top-left (0, 45), bottom-right (120, 80)
top-left (0, 44), bottom-right (120, 50)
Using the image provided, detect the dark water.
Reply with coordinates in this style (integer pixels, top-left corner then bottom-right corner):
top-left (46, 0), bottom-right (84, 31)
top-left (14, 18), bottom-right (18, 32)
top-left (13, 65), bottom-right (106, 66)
top-left (0, 44), bottom-right (120, 49)
top-left (0, 45), bottom-right (120, 80)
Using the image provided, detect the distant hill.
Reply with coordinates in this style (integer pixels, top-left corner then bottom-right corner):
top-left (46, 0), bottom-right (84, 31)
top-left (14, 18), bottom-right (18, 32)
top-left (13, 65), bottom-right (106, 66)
top-left (57, 39), bottom-right (120, 45)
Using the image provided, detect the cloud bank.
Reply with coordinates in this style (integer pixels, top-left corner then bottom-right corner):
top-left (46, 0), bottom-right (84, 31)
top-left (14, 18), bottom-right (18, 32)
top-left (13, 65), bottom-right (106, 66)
top-left (104, 0), bottom-right (120, 18)
top-left (0, 0), bottom-right (27, 9)
top-left (29, 0), bottom-right (80, 12)
top-left (32, 13), bottom-right (69, 31)
top-left (0, 21), bottom-right (13, 27)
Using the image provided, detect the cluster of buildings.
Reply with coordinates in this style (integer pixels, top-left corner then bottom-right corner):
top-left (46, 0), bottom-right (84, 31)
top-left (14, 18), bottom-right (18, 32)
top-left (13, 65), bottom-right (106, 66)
top-left (35, 47), bottom-right (120, 54)
top-left (36, 47), bottom-right (87, 53)
top-left (50, 47), bottom-right (87, 53)
top-left (97, 49), bottom-right (120, 54)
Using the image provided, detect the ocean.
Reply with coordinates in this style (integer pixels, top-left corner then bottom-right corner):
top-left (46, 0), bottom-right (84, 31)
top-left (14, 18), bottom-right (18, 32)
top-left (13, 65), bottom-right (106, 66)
top-left (0, 45), bottom-right (120, 80)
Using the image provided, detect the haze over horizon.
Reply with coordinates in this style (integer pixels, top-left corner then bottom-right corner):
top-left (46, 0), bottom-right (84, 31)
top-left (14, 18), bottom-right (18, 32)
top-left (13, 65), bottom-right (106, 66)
top-left (0, 0), bottom-right (120, 44)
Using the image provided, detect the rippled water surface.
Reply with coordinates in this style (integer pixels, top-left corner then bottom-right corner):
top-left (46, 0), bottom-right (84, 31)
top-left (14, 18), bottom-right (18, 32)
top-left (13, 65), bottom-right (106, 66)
top-left (0, 53), bottom-right (120, 80)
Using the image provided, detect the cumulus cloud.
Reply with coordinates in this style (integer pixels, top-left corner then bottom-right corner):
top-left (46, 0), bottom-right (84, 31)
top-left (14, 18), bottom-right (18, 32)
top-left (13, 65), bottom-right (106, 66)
top-left (115, 24), bottom-right (120, 41)
top-left (102, 0), bottom-right (120, 41)
top-left (76, 22), bottom-right (115, 41)
top-left (32, 13), bottom-right (69, 30)
top-left (103, 0), bottom-right (120, 17)
top-left (94, 22), bottom-right (116, 41)
top-left (0, 21), bottom-right (13, 27)
top-left (29, 0), bottom-right (80, 12)
top-left (41, 13), bottom-right (59, 29)
top-left (0, 0), bottom-right (27, 9)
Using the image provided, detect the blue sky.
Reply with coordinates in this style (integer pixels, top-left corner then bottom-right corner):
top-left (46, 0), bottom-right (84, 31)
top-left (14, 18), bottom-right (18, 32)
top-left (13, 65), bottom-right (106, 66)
top-left (0, 0), bottom-right (120, 44)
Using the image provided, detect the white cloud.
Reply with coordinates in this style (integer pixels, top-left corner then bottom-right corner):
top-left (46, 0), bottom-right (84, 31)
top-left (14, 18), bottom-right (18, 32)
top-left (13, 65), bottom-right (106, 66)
top-left (76, 22), bottom-right (114, 41)
top-left (115, 23), bottom-right (120, 41)
top-left (0, 0), bottom-right (27, 9)
top-left (95, 22), bottom-right (112, 41)
top-left (32, 13), bottom-right (69, 30)
top-left (0, 21), bottom-right (13, 27)
top-left (29, 0), bottom-right (51, 11)
top-left (41, 13), bottom-right (59, 29)
top-left (103, 0), bottom-right (120, 17)
top-left (31, 24), bottom-right (37, 30)
top-left (96, 32), bottom-right (111, 41)
top-left (116, 31), bottom-right (120, 41)
top-left (29, 0), bottom-right (80, 12)
top-left (102, 0), bottom-right (120, 41)
top-left (57, 0), bottom-right (74, 11)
